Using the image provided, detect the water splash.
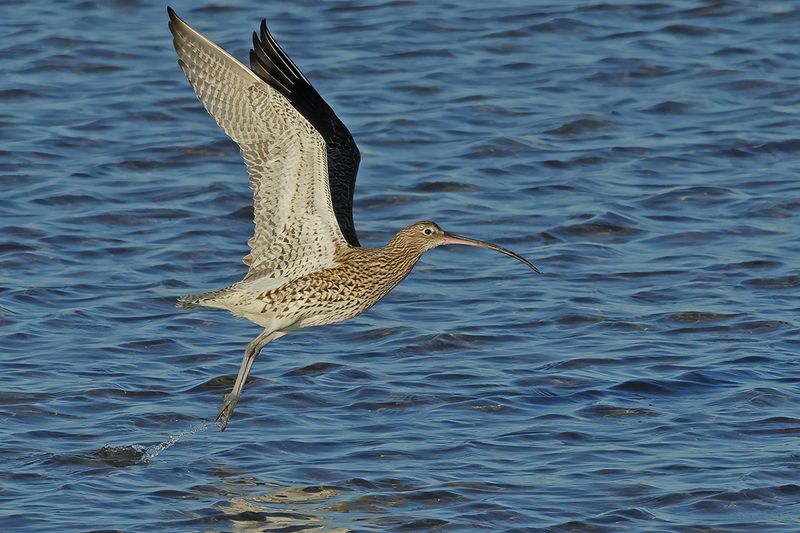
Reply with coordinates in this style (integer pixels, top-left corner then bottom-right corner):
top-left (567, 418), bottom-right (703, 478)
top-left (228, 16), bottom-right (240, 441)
top-left (139, 420), bottom-right (211, 464)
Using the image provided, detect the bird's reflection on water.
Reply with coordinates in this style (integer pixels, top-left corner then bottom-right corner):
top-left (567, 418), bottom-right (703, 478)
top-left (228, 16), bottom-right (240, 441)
top-left (216, 483), bottom-right (347, 533)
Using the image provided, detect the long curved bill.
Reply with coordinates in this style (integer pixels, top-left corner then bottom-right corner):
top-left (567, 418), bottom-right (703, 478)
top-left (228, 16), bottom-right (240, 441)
top-left (442, 233), bottom-right (541, 274)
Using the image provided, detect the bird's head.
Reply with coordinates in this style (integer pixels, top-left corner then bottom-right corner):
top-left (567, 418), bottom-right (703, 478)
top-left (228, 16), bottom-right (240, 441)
top-left (390, 220), bottom-right (540, 273)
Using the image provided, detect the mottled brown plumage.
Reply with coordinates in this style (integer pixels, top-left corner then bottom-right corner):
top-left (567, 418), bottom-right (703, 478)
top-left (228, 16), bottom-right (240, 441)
top-left (168, 9), bottom-right (539, 430)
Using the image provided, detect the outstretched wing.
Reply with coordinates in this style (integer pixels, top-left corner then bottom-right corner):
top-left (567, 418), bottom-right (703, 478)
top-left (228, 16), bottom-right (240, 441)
top-left (250, 20), bottom-right (360, 248)
top-left (167, 8), bottom-right (360, 282)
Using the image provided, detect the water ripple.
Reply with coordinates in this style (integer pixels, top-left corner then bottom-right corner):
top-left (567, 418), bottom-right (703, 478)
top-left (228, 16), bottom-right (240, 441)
top-left (1, 0), bottom-right (799, 531)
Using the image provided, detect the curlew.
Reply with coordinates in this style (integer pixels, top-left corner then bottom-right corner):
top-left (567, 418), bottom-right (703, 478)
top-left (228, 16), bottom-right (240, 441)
top-left (167, 7), bottom-right (540, 431)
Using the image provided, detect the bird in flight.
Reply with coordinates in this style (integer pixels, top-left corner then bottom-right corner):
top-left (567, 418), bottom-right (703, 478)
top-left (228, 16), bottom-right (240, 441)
top-left (167, 7), bottom-right (540, 430)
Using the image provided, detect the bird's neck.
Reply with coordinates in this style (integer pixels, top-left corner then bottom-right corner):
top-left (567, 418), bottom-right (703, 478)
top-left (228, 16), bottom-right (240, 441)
top-left (380, 238), bottom-right (424, 279)
top-left (335, 237), bottom-right (424, 296)
top-left (338, 238), bottom-right (423, 290)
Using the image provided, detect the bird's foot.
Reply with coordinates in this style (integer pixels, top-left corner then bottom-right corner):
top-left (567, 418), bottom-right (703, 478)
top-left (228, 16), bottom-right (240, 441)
top-left (215, 392), bottom-right (240, 431)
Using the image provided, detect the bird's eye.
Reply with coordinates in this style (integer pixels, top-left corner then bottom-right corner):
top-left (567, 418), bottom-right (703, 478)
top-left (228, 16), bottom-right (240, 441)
top-left (423, 228), bottom-right (433, 235)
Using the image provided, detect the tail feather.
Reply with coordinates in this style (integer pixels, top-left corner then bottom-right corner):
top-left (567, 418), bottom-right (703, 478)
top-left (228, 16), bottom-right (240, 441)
top-left (176, 287), bottom-right (231, 309)
top-left (176, 293), bottom-right (204, 309)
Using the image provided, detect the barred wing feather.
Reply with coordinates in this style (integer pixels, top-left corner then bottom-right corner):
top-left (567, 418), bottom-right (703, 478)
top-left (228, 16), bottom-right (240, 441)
top-left (167, 8), bottom-right (358, 280)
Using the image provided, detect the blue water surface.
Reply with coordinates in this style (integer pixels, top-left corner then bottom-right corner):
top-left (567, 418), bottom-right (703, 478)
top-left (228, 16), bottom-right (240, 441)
top-left (1, 0), bottom-right (799, 531)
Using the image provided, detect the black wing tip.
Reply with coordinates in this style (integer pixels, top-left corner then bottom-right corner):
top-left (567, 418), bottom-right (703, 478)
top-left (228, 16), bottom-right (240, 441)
top-left (261, 22), bottom-right (276, 44)
top-left (167, 6), bottom-right (185, 36)
top-left (249, 51), bottom-right (292, 97)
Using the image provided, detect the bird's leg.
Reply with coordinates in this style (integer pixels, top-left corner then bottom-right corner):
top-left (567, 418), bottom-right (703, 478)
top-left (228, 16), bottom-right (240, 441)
top-left (216, 329), bottom-right (279, 431)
